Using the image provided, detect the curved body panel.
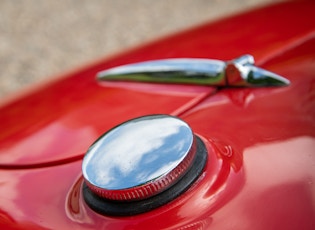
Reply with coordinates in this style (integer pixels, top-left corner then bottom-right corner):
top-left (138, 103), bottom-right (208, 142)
top-left (0, 1), bottom-right (314, 229)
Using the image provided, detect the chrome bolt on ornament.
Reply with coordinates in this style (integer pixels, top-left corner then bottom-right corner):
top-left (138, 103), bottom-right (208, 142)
top-left (97, 54), bottom-right (290, 87)
top-left (82, 115), bottom-right (208, 216)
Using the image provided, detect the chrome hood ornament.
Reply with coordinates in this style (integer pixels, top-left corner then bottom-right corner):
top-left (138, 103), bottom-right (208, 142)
top-left (97, 55), bottom-right (290, 87)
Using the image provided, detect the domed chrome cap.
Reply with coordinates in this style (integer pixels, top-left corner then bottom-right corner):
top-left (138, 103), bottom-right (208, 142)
top-left (82, 115), bottom-right (196, 201)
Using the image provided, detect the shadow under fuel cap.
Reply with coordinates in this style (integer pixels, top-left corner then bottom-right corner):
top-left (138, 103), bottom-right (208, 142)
top-left (82, 115), bottom-right (208, 216)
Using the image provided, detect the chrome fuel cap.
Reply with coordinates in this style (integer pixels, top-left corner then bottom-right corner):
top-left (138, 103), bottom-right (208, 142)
top-left (82, 115), bottom-right (196, 200)
top-left (82, 114), bottom-right (207, 216)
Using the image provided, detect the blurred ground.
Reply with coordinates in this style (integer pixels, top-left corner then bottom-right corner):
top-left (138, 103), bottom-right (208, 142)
top-left (0, 0), bottom-right (275, 97)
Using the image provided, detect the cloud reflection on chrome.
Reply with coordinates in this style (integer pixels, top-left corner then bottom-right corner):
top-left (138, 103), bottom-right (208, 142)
top-left (82, 115), bottom-right (193, 190)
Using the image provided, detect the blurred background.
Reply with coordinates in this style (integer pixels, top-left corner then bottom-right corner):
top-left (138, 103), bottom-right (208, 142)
top-left (0, 0), bottom-right (275, 97)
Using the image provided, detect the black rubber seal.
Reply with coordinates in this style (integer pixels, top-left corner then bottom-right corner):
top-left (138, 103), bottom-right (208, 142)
top-left (82, 136), bottom-right (208, 216)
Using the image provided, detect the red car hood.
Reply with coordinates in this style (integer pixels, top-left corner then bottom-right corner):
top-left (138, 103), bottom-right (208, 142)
top-left (0, 1), bottom-right (314, 229)
top-left (1, 0), bottom-right (314, 168)
top-left (0, 77), bottom-right (215, 167)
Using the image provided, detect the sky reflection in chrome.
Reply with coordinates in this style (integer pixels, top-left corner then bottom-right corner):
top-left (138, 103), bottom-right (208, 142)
top-left (82, 115), bottom-right (194, 190)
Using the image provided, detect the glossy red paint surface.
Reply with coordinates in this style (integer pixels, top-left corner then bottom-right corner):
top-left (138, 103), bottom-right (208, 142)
top-left (0, 1), bottom-right (315, 229)
top-left (0, 81), bottom-right (214, 167)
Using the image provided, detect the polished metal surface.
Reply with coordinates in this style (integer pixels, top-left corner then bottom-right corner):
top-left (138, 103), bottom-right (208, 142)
top-left (97, 54), bottom-right (290, 87)
top-left (98, 58), bottom-right (226, 85)
top-left (82, 115), bottom-right (196, 201)
top-left (226, 55), bottom-right (290, 86)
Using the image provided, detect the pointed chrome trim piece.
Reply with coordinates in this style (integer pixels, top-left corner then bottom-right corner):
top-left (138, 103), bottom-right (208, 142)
top-left (97, 55), bottom-right (290, 87)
